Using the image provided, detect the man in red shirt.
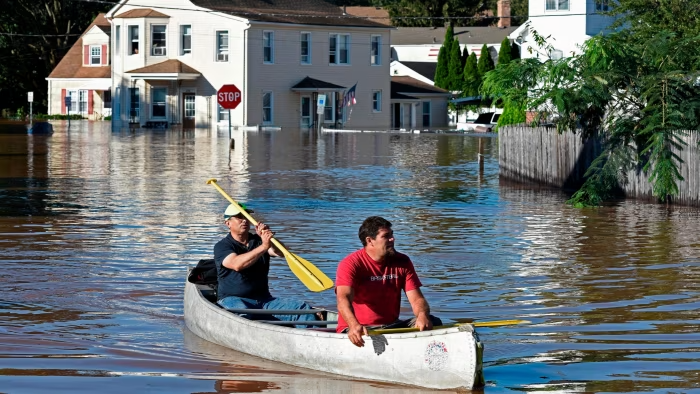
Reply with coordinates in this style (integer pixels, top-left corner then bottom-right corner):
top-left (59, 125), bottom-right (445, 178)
top-left (335, 216), bottom-right (442, 347)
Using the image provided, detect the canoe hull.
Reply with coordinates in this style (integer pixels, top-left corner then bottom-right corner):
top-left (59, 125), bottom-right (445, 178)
top-left (184, 279), bottom-right (483, 390)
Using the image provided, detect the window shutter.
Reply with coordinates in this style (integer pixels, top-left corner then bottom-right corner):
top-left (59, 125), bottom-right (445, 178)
top-left (88, 90), bottom-right (94, 114)
top-left (102, 44), bottom-right (107, 65)
top-left (61, 89), bottom-right (66, 114)
top-left (84, 45), bottom-right (89, 65)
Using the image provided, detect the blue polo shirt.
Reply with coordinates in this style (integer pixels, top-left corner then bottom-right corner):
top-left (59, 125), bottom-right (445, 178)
top-left (214, 232), bottom-right (271, 301)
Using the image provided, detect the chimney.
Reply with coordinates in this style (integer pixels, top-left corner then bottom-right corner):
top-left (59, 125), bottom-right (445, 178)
top-left (497, 0), bottom-right (511, 28)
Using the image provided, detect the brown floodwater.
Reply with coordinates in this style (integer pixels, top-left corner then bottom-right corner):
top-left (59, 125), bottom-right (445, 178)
top-left (1, 121), bottom-right (699, 393)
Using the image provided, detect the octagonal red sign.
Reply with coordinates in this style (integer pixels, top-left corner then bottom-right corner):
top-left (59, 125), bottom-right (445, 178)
top-left (217, 84), bottom-right (242, 110)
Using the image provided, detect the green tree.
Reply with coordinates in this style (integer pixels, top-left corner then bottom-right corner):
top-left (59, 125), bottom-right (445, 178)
top-left (462, 52), bottom-right (480, 97)
top-left (497, 37), bottom-right (512, 65)
top-left (447, 39), bottom-right (463, 91)
top-left (477, 44), bottom-right (495, 77)
top-left (461, 46), bottom-right (469, 69)
top-left (434, 46), bottom-right (449, 89)
top-left (0, 0), bottom-right (110, 114)
top-left (385, 0), bottom-right (489, 27)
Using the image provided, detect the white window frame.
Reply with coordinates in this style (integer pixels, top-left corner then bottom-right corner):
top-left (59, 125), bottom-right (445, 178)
top-left (263, 31), bottom-right (274, 64)
top-left (151, 25), bottom-right (167, 56)
top-left (216, 31), bottom-right (229, 62)
top-left (370, 35), bottom-right (381, 65)
top-left (323, 94), bottom-right (335, 123)
top-left (329, 33), bottom-right (350, 65)
top-left (181, 25), bottom-right (192, 55)
top-left (115, 25), bottom-right (120, 56)
top-left (90, 45), bottom-right (101, 66)
top-left (545, 0), bottom-right (569, 11)
top-left (300, 32), bottom-right (311, 65)
top-left (372, 90), bottom-right (382, 112)
top-left (262, 91), bottom-right (273, 125)
top-left (128, 25), bottom-right (139, 55)
top-left (151, 87), bottom-right (167, 119)
top-left (129, 87), bottom-right (140, 121)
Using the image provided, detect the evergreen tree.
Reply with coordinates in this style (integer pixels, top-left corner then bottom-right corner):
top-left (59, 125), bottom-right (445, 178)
top-left (497, 37), bottom-right (512, 66)
top-left (447, 39), bottom-right (464, 91)
top-left (444, 24), bottom-right (454, 51)
top-left (434, 46), bottom-right (449, 89)
top-left (462, 52), bottom-right (480, 97)
top-left (477, 44), bottom-right (495, 77)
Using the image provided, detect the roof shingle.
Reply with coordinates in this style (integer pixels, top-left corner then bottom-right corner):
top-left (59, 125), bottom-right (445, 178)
top-left (126, 60), bottom-right (201, 74)
top-left (391, 76), bottom-right (449, 95)
top-left (392, 26), bottom-right (517, 46)
top-left (190, 0), bottom-right (389, 28)
top-left (115, 9), bottom-right (170, 18)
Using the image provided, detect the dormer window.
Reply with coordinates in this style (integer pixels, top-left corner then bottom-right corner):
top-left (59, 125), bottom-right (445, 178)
top-left (152, 25), bottom-right (166, 56)
top-left (545, 0), bottom-right (569, 11)
top-left (90, 45), bottom-right (102, 65)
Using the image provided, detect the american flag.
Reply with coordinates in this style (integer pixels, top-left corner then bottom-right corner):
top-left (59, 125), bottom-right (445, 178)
top-left (342, 83), bottom-right (357, 107)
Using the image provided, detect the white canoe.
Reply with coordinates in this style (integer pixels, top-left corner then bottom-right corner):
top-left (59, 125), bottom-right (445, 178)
top-left (184, 277), bottom-right (485, 390)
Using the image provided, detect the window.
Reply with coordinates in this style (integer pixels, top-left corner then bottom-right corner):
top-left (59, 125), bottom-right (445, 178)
top-left (263, 31), bottom-right (274, 63)
top-left (90, 45), bottom-right (101, 65)
top-left (129, 87), bottom-right (140, 120)
top-left (78, 90), bottom-right (88, 113)
top-left (218, 105), bottom-right (229, 121)
top-left (422, 101), bottom-right (431, 127)
top-left (323, 94), bottom-right (335, 122)
top-left (128, 26), bottom-right (139, 55)
top-left (595, 0), bottom-right (609, 11)
top-left (115, 26), bottom-right (120, 56)
top-left (300, 32), bottom-right (311, 64)
top-left (372, 90), bottom-right (381, 112)
top-left (151, 87), bottom-right (166, 118)
top-left (545, 0), bottom-right (569, 10)
top-left (262, 92), bottom-right (273, 124)
top-left (152, 25), bottom-right (166, 56)
top-left (216, 31), bottom-right (228, 61)
top-left (370, 35), bottom-right (381, 65)
top-left (329, 34), bottom-right (350, 64)
top-left (181, 25), bottom-right (191, 55)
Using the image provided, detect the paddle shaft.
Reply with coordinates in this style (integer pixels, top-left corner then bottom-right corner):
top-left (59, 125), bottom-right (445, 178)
top-left (206, 179), bottom-right (324, 288)
top-left (368, 319), bottom-right (530, 335)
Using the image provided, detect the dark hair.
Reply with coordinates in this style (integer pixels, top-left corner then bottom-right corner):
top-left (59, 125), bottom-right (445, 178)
top-left (358, 216), bottom-right (392, 246)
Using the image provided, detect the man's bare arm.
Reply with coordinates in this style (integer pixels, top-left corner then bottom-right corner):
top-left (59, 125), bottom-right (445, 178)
top-left (406, 288), bottom-right (433, 331)
top-left (336, 285), bottom-right (367, 347)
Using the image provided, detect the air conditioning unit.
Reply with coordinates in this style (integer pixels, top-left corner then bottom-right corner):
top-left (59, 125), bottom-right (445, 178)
top-left (218, 53), bottom-right (229, 62)
top-left (153, 46), bottom-right (166, 56)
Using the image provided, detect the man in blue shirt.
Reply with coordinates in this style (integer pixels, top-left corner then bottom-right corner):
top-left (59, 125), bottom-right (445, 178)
top-left (214, 203), bottom-right (317, 325)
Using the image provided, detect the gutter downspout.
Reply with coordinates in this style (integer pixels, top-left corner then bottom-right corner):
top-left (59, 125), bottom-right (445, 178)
top-left (243, 24), bottom-right (250, 127)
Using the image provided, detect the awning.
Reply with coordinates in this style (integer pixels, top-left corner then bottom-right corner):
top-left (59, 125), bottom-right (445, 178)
top-left (126, 59), bottom-right (200, 80)
top-left (291, 76), bottom-right (345, 92)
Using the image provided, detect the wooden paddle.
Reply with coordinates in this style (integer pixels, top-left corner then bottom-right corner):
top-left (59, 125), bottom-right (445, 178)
top-left (207, 179), bottom-right (334, 292)
top-left (368, 319), bottom-right (530, 335)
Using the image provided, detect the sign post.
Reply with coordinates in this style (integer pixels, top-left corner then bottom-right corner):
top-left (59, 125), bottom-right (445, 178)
top-left (64, 95), bottom-right (72, 127)
top-left (217, 84), bottom-right (243, 149)
top-left (316, 94), bottom-right (326, 134)
top-left (27, 92), bottom-right (33, 124)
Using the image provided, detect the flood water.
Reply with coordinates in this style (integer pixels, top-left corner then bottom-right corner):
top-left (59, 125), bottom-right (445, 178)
top-left (1, 120), bottom-right (699, 393)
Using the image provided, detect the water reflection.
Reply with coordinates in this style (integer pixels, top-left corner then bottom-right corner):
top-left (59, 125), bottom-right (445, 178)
top-left (0, 120), bottom-right (699, 393)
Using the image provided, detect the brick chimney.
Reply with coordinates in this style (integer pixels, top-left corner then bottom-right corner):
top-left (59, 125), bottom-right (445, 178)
top-left (497, 0), bottom-right (511, 28)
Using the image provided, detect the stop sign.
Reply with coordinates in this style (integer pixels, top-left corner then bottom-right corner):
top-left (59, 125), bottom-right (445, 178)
top-left (218, 84), bottom-right (242, 110)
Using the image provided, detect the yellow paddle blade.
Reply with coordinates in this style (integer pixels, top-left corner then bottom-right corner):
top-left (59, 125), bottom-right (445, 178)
top-left (368, 319), bottom-right (530, 335)
top-left (285, 252), bottom-right (334, 292)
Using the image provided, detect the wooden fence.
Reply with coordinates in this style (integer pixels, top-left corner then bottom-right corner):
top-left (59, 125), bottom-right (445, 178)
top-left (499, 126), bottom-right (700, 207)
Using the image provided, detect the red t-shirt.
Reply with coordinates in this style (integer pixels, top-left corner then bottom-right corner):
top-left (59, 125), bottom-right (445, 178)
top-left (335, 248), bottom-right (422, 332)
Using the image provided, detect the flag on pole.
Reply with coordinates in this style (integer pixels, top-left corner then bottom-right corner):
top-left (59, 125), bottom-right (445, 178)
top-left (342, 83), bottom-right (357, 107)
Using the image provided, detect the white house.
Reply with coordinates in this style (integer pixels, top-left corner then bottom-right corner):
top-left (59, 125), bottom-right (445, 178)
top-left (390, 76), bottom-right (450, 130)
top-left (46, 14), bottom-right (112, 120)
top-left (509, 0), bottom-right (616, 60)
top-left (106, 0), bottom-right (392, 130)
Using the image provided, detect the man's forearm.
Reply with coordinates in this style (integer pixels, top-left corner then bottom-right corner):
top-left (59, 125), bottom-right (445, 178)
top-left (338, 299), bottom-right (361, 328)
top-left (412, 297), bottom-right (430, 318)
top-left (224, 244), bottom-right (268, 271)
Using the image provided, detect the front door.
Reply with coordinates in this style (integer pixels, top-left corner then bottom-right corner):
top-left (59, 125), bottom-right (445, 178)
top-left (183, 94), bottom-right (195, 128)
top-left (301, 96), bottom-right (312, 128)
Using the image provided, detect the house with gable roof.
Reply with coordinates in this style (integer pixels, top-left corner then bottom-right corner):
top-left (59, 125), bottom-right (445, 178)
top-left (46, 14), bottom-right (112, 120)
top-left (105, 0), bottom-right (392, 130)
